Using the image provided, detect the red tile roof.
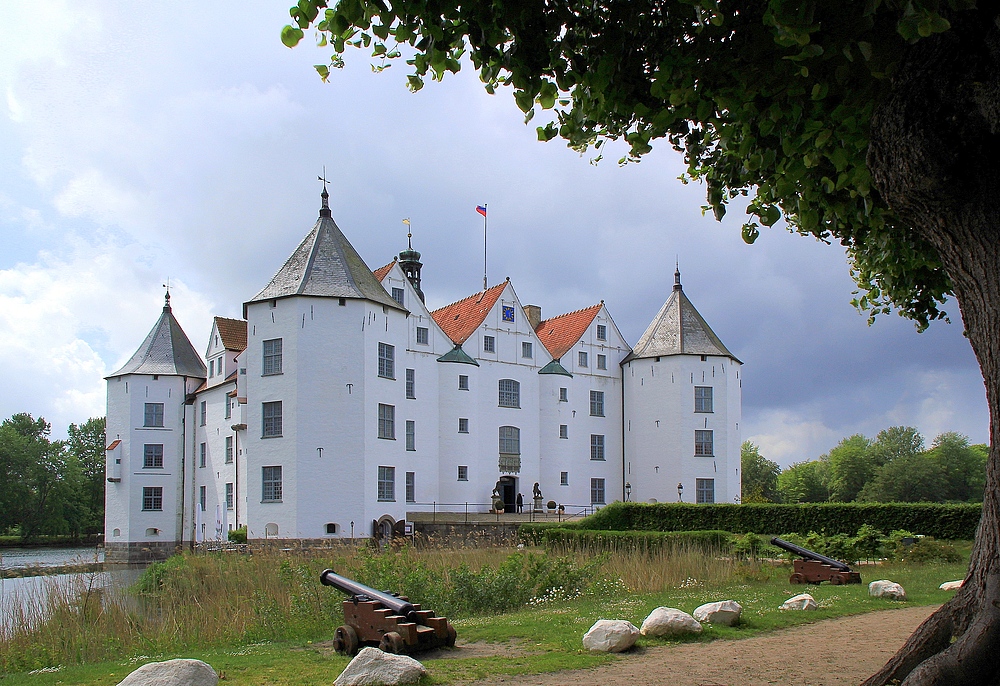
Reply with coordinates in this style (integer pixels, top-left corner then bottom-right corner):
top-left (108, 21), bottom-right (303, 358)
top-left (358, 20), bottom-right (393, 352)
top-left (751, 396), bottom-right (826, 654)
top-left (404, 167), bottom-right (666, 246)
top-left (535, 304), bottom-right (602, 360)
top-left (215, 317), bottom-right (247, 352)
top-left (431, 282), bottom-right (508, 345)
top-left (106, 439), bottom-right (121, 451)
top-left (373, 260), bottom-right (396, 283)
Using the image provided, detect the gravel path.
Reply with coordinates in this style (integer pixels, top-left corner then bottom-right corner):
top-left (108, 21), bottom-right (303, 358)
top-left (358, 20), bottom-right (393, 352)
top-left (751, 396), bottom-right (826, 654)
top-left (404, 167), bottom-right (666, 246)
top-left (467, 605), bottom-right (937, 686)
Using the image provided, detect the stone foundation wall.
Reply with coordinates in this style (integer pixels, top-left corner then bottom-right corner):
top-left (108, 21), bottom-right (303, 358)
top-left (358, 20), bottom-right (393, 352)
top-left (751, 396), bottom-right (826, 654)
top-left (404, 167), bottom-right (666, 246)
top-left (104, 540), bottom-right (180, 564)
top-left (410, 521), bottom-right (522, 545)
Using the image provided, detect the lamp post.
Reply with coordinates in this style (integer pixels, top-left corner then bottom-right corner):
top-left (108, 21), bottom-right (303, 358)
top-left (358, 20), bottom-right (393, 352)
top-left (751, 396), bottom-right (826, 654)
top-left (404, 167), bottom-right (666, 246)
top-left (677, 483), bottom-right (684, 502)
top-left (625, 482), bottom-right (632, 502)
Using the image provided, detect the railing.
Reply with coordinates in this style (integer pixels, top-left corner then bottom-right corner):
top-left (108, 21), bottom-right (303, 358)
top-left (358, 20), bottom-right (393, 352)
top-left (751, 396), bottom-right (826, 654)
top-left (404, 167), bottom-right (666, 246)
top-left (407, 502), bottom-right (598, 523)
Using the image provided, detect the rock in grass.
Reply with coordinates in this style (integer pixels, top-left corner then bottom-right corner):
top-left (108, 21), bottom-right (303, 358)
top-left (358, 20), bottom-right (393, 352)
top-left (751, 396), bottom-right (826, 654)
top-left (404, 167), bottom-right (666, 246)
top-left (693, 600), bottom-right (743, 626)
top-left (334, 647), bottom-right (426, 686)
top-left (639, 607), bottom-right (702, 636)
top-left (780, 593), bottom-right (818, 611)
top-left (117, 659), bottom-right (217, 686)
top-left (869, 580), bottom-right (907, 600)
top-left (582, 619), bottom-right (640, 652)
top-left (940, 580), bottom-right (964, 591)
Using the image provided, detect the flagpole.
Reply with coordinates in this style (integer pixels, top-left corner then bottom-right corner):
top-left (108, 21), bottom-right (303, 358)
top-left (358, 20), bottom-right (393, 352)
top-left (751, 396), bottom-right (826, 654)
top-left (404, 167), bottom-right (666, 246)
top-left (483, 203), bottom-right (488, 290)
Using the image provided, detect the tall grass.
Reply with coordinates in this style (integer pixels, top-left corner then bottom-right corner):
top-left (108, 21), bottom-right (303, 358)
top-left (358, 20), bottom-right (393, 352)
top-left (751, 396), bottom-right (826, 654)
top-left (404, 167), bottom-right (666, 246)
top-left (0, 540), bottom-right (890, 672)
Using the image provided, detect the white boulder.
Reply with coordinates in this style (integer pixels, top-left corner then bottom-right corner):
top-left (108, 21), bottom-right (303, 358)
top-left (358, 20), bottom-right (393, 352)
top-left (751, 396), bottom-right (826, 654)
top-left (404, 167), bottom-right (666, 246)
top-left (117, 659), bottom-right (218, 686)
top-left (869, 580), bottom-right (907, 600)
top-left (780, 593), bottom-right (818, 611)
top-left (693, 600), bottom-right (743, 626)
top-left (334, 647), bottom-right (427, 686)
top-left (582, 619), bottom-right (640, 652)
top-left (639, 607), bottom-right (703, 637)
top-left (940, 580), bottom-right (964, 591)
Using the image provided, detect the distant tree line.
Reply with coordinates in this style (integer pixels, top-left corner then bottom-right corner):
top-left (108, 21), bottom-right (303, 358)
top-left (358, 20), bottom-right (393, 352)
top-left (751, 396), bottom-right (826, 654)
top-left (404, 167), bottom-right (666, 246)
top-left (0, 413), bottom-right (106, 542)
top-left (741, 427), bottom-right (987, 505)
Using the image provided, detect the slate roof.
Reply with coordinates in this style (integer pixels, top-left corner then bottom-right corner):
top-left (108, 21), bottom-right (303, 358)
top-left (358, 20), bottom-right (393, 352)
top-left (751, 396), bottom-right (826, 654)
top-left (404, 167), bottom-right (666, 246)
top-left (625, 271), bottom-right (739, 363)
top-left (215, 317), bottom-right (247, 352)
top-left (373, 260), bottom-right (396, 283)
top-left (245, 199), bottom-right (403, 313)
top-left (107, 295), bottom-right (207, 378)
top-left (535, 304), bottom-right (602, 360)
top-left (431, 282), bottom-right (508, 345)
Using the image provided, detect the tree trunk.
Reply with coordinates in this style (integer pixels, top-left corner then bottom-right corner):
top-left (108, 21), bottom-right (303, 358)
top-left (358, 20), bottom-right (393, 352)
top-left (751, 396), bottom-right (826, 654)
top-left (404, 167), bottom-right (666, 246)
top-left (865, 9), bottom-right (1000, 686)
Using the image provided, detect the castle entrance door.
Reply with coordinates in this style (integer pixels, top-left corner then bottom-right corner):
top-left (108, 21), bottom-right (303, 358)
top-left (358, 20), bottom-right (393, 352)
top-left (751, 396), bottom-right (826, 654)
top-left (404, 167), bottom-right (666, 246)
top-left (499, 476), bottom-right (517, 513)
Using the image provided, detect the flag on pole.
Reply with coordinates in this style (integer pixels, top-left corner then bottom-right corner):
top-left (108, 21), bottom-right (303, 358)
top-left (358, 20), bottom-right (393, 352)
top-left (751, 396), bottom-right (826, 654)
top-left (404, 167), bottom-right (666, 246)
top-left (476, 205), bottom-right (487, 217)
top-left (402, 218), bottom-right (410, 225)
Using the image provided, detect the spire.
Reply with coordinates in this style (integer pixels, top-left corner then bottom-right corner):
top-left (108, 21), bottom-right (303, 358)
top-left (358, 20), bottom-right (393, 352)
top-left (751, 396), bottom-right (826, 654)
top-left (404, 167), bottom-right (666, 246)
top-left (674, 262), bottom-right (682, 291)
top-left (318, 168), bottom-right (331, 218)
top-left (163, 287), bottom-right (172, 311)
top-left (107, 293), bottom-right (207, 379)
top-left (398, 228), bottom-right (425, 304)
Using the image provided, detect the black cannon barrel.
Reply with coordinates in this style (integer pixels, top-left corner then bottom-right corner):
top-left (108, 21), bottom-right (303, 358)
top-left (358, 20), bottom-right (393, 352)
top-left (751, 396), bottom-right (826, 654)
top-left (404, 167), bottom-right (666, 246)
top-left (320, 569), bottom-right (418, 622)
top-left (770, 537), bottom-right (851, 572)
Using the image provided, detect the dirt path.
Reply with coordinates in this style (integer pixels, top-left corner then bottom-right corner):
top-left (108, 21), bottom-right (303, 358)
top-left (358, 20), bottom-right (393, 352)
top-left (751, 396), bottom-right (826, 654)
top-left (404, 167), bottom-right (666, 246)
top-left (467, 605), bottom-right (937, 686)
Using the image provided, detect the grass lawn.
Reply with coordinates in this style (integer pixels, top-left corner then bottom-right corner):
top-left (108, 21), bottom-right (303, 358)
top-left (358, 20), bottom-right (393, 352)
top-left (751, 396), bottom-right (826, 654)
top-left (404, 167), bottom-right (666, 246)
top-left (2, 557), bottom-right (966, 686)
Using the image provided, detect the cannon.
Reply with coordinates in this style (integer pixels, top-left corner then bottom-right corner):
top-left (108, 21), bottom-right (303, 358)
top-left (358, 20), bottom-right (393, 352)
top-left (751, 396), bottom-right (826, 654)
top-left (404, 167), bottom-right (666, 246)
top-left (320, 569), bottom-right (457, 655)
top-left (770, 537), bottom-right (862, 585)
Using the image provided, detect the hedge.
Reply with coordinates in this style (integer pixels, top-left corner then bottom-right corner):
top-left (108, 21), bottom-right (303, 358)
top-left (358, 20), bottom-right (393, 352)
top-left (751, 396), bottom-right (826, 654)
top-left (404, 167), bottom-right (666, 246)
top-left (574, 502), bottom-right (981, 540)
top-left (521, 527), bottom-right (733, 552)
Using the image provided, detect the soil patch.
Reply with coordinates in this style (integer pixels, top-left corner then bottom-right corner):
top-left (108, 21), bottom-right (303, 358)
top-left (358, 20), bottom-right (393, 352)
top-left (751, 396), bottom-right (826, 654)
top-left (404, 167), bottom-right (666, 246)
top-left (467, 605), bottom-right (937, 686)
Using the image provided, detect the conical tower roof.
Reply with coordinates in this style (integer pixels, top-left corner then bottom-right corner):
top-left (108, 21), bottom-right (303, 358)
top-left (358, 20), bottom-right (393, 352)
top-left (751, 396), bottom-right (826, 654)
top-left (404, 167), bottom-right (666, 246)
top-left (245, 188), bottom-right (403, 314)
top-left (107, 292), bottom-right (207, 378)
top-left (625, 269), bottom-right (739, 363)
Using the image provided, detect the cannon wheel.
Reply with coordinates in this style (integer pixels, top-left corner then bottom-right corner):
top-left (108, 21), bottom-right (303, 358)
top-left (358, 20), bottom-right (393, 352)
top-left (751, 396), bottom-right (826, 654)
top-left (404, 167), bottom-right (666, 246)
top-left (829, 574), bottom-right (843, 585)
top-left (333, 625), bottom-right (359, 655)
top-left (445, 624), bottom-right (457, 647)
top-left (789, 573), bottom-right (805, 584)
top-left (379, 631), bottom-right (405, 654)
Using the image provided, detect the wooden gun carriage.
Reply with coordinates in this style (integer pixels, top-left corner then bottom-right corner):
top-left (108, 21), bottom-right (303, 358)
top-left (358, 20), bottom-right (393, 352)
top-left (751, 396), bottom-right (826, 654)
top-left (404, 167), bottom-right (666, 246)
top-left (770, 537), bottom-right (863, 585)
top-left (320, 569), bottom-right (457, 655)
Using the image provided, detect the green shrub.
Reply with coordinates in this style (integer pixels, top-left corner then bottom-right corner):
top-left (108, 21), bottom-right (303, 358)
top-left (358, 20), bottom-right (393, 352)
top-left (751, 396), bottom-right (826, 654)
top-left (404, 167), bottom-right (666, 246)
top-left (893, 537), bottom-right (962, 564)
top-left (577, 501), bottom-right (979, 539)
top-left (524, 527), bottom-right (732, 553)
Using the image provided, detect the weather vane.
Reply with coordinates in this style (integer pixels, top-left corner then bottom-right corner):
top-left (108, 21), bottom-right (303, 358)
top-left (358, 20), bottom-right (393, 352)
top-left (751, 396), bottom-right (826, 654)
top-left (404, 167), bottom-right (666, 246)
top-left (318, 166), bottom-right (329, 192)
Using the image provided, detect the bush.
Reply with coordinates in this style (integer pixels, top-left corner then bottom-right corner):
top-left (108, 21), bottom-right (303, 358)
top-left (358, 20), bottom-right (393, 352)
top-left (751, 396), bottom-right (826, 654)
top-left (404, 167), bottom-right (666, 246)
top-left (228, 526), bottom-right (248, 544)
top-left (577, 501), bottom-right (979, 539)
top-left (893, 537), bottom-right (962, 564)
top-left (522, 527), bottom-right (732, 553)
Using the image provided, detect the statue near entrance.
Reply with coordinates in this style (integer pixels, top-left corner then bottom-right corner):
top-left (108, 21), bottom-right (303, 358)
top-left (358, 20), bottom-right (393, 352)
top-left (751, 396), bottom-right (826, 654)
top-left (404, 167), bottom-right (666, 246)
top-left (532, 482), bottom-right (544, 513)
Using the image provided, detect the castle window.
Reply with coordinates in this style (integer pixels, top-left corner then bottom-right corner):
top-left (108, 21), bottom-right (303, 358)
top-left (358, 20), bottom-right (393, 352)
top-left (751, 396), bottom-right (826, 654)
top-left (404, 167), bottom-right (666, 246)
top-left (143, 444), bottom-right (163, 469)
top-left (200, 401), bottom-right (207, 426)
top-left (199, 442), bottom-right (207, 468)
top-left (378, 404), bottom-right (395, 439)
top-left (559, 387), bottom-right (568, 402)
top-left (499, 426), bottom-right (520, 473)
top-left (262, 466), bottom-right (282, 501)
top-left (695, 386), bottom-right (714, 413)
top-left (209, 359), bottom-right (214, 377)
top-left (498, 379), bottom-right (520, 408)
top-left (262, 401), bottom-right (282, 437)
top-left (325, 522), bottom-right (338, 534)
top-left (695, 430), bottom-right (714, 456)
top-left (591, 434), bottom-right (606, 461)
top-left (484, 335), bottom-right (495, 353)
top-left (225, 482), bottom-right (234, 509)
top-left (590, 391), bottom-right (605, 417)
top-left (225, 397), bottom-right (231, 420)
top-left (522, 342), bottom-right (532, 358)
top-left (144, 403), bottom-right (164, 427)
top-left (458, 375), bottom-right (469, 390)
top-left (696, 478), bottom-right (715, 504)
top-left (262, 338), bottom-right (283, 376)
top-left (597, 354), bottom-right (607, 370)
top-left (591, 478), bottom-right (606, 505)
top-left (596, 324), bottom-right (607, 341)
top-left (416, 326), bottom-right (429, 345)
top-left (578, 351), bottom-right (588, 368)
top-left (458, 418), bottom-right (469, 433)
top-left (225, 436), bottom-right (233, 463)
top-left (405, 471), bottom-right (415, 502)
top-left (378, 343), bottom-right (395, 379)
top-left (560, 471), bottom-right (569, 486)
top-left (142, 487), bottom-right (163, 511)
top-left (559, 424), bottom-right (568, 439)
top-left (458, 465), bottom-right (469, 481)
top-left (405, 369), bottom-right (415, 399)
top-left (391, 287), bottom-right (405, 307)
top-left (378, 466), bottom-right (395, 502)
top-left (200, 485), bottom-right (207, 512)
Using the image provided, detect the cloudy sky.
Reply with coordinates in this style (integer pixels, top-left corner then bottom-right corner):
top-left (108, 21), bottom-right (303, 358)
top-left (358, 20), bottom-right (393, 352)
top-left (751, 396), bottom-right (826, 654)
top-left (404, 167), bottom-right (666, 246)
top-left (0, 2), bottom-right (987, 465)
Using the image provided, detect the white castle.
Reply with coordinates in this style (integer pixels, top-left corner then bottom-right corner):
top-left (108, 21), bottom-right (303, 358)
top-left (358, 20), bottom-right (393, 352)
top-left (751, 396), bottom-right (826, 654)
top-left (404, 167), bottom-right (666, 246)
top-left (104, 189), bottom-right (743, 561)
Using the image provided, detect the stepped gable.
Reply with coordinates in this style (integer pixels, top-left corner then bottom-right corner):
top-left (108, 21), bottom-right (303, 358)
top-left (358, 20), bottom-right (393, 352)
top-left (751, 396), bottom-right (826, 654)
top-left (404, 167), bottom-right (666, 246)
top-left (107, 293), bottom-right (207, 378)
top-left (535, 304), bottom-right (602, 360)
top-left (214, 317), bottom-right (247, 352)
top-left (625, 268), bottom-right (739, 363)
top-left (245, 189), bottom-right (403, 314)
top-left (373, 260), bottom-right (397, 283)
top-left (431, 282), bottom-right (507, 345)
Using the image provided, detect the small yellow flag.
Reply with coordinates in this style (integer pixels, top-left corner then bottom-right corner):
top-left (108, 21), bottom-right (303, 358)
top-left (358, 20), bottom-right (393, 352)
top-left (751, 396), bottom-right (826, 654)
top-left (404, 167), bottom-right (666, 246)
top-left (402, 218), bottom-right (411, 225)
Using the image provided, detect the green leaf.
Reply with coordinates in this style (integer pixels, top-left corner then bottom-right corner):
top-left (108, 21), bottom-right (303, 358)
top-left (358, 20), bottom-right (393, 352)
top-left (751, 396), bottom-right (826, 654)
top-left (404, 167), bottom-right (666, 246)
top-left (281, 25), bottom-right (304, 48)
top-left (742, 223), bottom-right (760, 244)
top-left (314, 64), bottom-right (330, 81)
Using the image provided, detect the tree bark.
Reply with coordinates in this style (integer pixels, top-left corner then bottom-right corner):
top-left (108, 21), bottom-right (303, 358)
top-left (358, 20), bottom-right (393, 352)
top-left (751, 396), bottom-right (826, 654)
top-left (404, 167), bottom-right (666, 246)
top-left (865, 9), bottom-right (1000, 686)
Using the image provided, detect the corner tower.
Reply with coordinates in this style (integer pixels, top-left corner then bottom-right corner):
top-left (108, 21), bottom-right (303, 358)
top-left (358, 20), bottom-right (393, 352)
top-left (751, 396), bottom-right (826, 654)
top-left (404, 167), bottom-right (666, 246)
top-left (622, 269), bottom-right (742, 505)
top-left (105, 291), bottom-right (206, 562)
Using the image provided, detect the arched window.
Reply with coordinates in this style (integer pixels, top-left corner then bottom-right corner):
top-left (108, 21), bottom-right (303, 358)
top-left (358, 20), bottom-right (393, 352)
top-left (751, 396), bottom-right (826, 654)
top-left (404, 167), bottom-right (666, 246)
top-left (325, 522), bottom-right (338, 535)
top-left (499, 426), bottom-right (521, 473)
top-left (498, 379), bottom-right (520, 408)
